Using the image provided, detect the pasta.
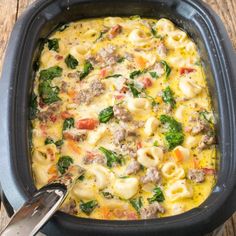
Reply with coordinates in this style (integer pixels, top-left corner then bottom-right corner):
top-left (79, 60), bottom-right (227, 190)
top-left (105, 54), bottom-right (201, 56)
top-left (31, 16), bottom-right (216, 220)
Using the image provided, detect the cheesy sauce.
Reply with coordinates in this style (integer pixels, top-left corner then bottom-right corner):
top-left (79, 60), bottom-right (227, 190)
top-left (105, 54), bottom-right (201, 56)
top-left (31, 17), bottom-right (216, 220)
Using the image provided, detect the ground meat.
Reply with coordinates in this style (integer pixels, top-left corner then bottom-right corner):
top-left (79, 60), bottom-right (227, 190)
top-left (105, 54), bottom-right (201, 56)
top-left (90, 79), bottom-right (105, 96)
top-left (198, 134), bottom-right (215, 150)
top-left (140, 202), bottom-right (165, 219)
top-left (188, 169), bottom-right (205, 183)
top-left (125, 160), bottom-right (141, 175)
top-left (63, 128), bottom-right (87, 142)
top-left (141, 167), bottom-right (161, 184)
top-left (120, 143), bottom-right (137, 158)
top-left (67, 72), bottom-right (80, 78)
top-left (83, 152), bottom-right (106, 165)
top-left (60, 199), bottom-right (78, 215)
top-left (108, 24), bottom-right (122, 39)
top-left (96, 45), bottom-right (118, 66)
top-left (61, 81), bottom-right (68, 93)
top-left (157, 43), bottom-right (167, 58)
top-left (75, 79), bottom-right (105, 105)
top-left (191, 120), bottom-right (210, 135)
top-left (113, 128), bottom-right (126, 145)
top-left (113, 104), bottom-right (132, 122)
top-left (37, 101), bottom-right (61, 122)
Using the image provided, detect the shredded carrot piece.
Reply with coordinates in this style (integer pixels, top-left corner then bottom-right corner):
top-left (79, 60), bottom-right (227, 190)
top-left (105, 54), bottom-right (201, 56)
top-left (68, 140), bottom-right (81, 154)
top-left (173, 148), bottom-right (184, 162)
top-left (48, 165), bottom-right (57, 175)
top-left (134, 55), bottom-right (147, 69)
top-left (68, 90), bottom-right (76, 99)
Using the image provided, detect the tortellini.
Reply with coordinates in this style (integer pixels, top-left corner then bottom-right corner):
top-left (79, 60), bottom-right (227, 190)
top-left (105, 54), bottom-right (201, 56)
top-left (88, 125), bottom-right (108, 145)
top-left (72, 182), bottom-right (96, 200)
top-left (179, 77), bottom-right (202, 98)
top-left (173, 146), bottom-right (190, 161)
top-left (87, 165), bottom-right (111, 190)
top-left (175, 105), bottom-right (185, 121)
top-left (103, 17), bottom-right (123, 27)
top-left (32, 163), bottom-right (50, 187)
top-left (127, 98), bottom-right (151, 113)
top-left (161, 162), bottom-right (185, 180)
top-left (128, 29), bottom-right (151, 46)
top-left (137, 147), bottom-right (163, 168)
top-left (69, 43), bottom-right (91, 61)
top-left (165, 30), bottom-right (187, 49)
top-left (165, 179), bottom-right (193, 201)
top-left (156, 18), bottom-right (175, 34)
top-left (32, 144), bottom-right (57, 165)
top-left (113, 177), bottom-right (139, 199)
top-left (144, 116), bottom-right (159, 136)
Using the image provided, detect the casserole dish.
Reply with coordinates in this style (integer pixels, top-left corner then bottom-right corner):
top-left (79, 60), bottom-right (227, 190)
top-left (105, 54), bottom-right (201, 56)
top-left (0, 0), bottom-right (235, 235)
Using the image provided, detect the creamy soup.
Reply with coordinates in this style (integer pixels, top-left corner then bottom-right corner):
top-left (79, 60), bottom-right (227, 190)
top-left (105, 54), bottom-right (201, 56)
top-left (30, 16), bottom-right (216, 220)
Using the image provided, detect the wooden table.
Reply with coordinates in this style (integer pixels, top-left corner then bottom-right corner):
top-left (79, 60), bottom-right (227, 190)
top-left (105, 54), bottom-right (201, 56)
top-left (0, 0), bottom-right (235, 235)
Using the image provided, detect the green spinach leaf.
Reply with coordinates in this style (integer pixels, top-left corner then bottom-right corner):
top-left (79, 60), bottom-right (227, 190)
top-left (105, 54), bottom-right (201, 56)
top-left (79, 61), bottom-right (93, 80)
top-left (47, 38), bottom-right (59, 52)
top-left (99, 147), bottom-right (123, 168)
top-left (65, 54), bottom-right (78, 69)
top-left (80, 200), bottom-right (98, 215)
top-left (148, 187), bottom-right (165, 203)
top-left (160, 60), bottom-right (171, 80)
top-left (57, 156), bottom-right (73, 174)
top-left (99, 106), bottom-right (114, 123)
top-left (39, 66), bottom-right (62, 80)
top-left (130, 197), bottom-right (143, 213)
top-left (63, 118), bottom-right (74, 130)
top-left (162, 86), bottom-right (176, 108)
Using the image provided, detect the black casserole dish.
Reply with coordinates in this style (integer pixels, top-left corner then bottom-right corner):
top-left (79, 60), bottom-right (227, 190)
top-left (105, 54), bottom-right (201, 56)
top-left (0, 0), bottom-right (236, 235)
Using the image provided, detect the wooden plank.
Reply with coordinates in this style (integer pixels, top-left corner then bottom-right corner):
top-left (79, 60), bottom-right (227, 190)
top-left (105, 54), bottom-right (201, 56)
top-left (17, 0), bottom-right (35, 18)
top-left (0, 0), bottom-right (235, 235)
top-left (203, 0), bottom-right (236, 49)
top-left (0, 0), bottom-right (18, 72)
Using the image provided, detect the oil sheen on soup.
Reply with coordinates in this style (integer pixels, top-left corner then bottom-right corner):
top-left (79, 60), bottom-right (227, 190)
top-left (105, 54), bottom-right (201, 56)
top-left (31, 16), bottom-right (216, 220)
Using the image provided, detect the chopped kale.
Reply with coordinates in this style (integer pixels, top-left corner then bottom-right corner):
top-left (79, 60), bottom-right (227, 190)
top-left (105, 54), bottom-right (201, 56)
top-left (162, 86), bottom-right (176, 108)
top-left (160, 60), bottom-right (171, 80)
top-left (39, 66), bottom-right (62, 80)
top-left (47, 38), bottom-right (59, 52)
top-left (57, 156), bottom-right (73, 174)
top-left (79, 61), bottom-right (93, 80)
top-left (63, 118), bottom-right (74, 130)
top-left (38, 80), bottom-right (61, 104)
top-left (148, 187), bottom-right (165, 203)
top-left (160, 115), bottom-right (184, 150)
top-left (130, 197), bottom-right (143, 213)
top-left (99, 106), bottom-right (114, 123)
top-left (99, 147), bottom-right (123, 168)
top-left (80, 200), bottom-right (98, 215)
top-left (130, 70), bottom-right (142, 79)
top-left (65, 54), bottom-right (79, 69)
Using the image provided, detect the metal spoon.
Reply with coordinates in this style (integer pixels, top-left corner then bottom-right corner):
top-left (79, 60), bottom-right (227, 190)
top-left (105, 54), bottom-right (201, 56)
top-left (0, 165), bottom-right (84, 236)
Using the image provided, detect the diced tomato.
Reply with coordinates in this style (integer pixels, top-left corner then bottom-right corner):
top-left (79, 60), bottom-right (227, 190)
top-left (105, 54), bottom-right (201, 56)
top-left (100, 68), bottom-right (108, 78)
top-left (202, 168), bottom-right (215, 175)
top-left (61, 111), bottom-right (71, 119)
top-left (55, 55), bottom-right (63, 60)
top-left (115, 94), bottom-right (125, 100)
top-left (39, 99), bottom-right (45, 109)
top-left (141, 77), bottom-right (152, 88)
top-left (109, 24), bottom-right (122, 39)
top-left (180, 67), bottom-right (196, 75)
top-left (76, 118), bottom-right (98, 130)
top-left (113, 209), bottom-right (126, 218)
top-left (126, 211), bottom-right (138, 220)
top-left (49, 114), bottom-right (57, 123)
top-left (137, 141), bottom-right (142, 149)
top-left (119, 86), bottom-right (128, 94)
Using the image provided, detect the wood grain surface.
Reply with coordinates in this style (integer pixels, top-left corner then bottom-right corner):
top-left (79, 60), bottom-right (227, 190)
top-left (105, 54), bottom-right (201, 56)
top-left (0, 0), bottom-right (235, 235)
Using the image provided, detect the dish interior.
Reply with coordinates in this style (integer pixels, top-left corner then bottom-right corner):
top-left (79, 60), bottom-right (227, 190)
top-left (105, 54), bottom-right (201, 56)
top-left (30, 16), bottom-right (216, 220)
